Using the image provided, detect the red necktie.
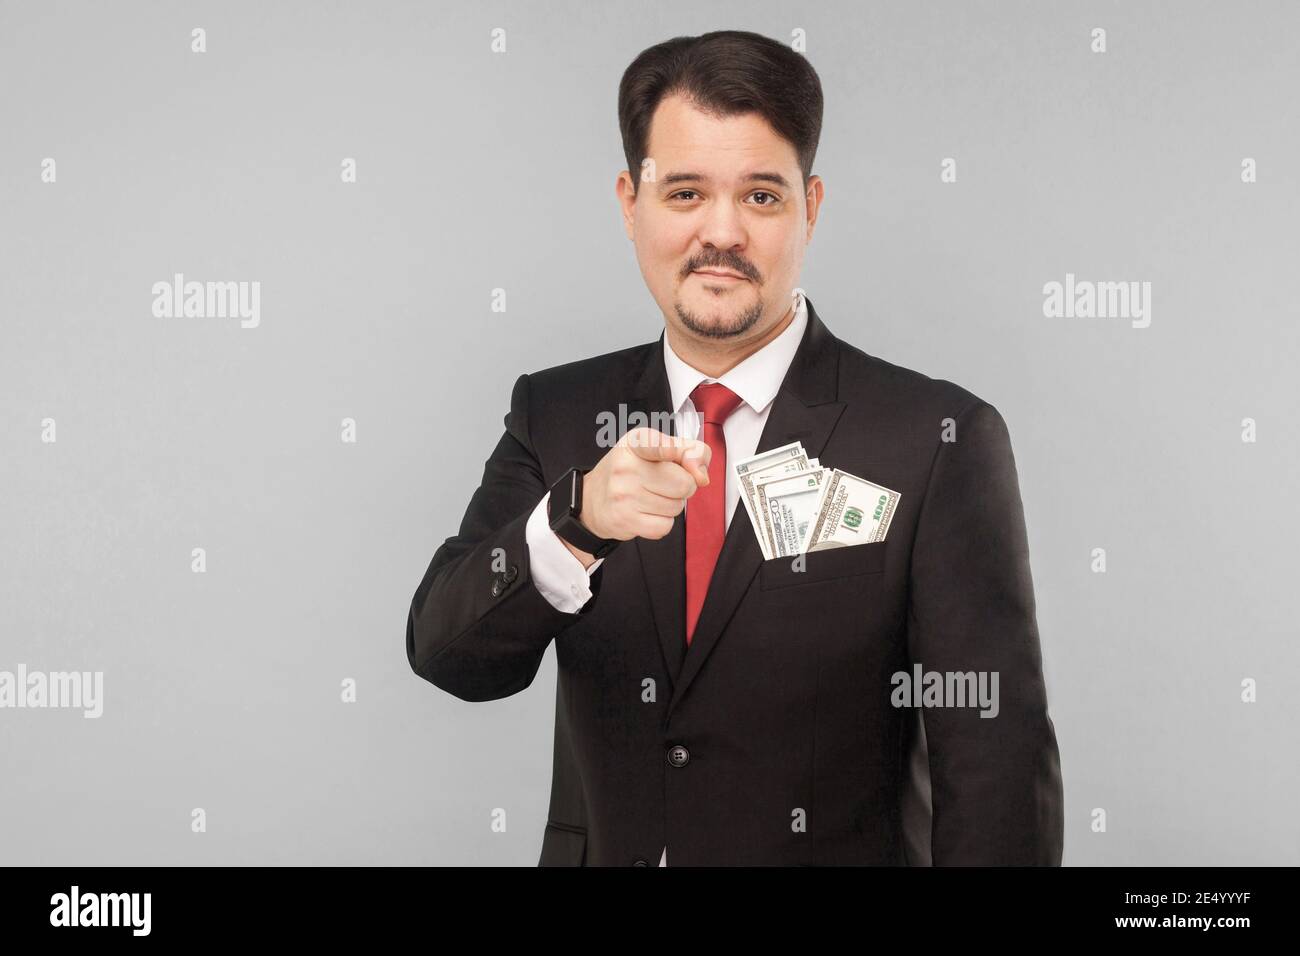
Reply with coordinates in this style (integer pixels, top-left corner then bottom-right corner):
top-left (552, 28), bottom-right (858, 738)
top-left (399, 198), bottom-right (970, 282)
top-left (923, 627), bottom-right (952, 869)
top-left (684, 382), bottom-right (744, 646)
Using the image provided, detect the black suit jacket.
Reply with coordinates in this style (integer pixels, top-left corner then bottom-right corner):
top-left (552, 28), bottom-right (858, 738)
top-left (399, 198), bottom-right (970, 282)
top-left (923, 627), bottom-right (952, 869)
top-left (407, 297), bottom-right (1064, 866)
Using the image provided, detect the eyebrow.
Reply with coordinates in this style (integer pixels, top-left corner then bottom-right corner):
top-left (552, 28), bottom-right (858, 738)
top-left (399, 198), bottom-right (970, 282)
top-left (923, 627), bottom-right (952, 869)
top-left (658, 171), bottom-right (793, 190)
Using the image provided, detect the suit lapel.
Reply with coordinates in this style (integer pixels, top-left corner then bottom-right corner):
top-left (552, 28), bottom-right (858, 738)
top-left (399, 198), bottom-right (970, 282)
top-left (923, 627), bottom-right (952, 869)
top-left (628, 337), bottom-right (689, 688)
top-left (630, 297), bottom-right (847, 716)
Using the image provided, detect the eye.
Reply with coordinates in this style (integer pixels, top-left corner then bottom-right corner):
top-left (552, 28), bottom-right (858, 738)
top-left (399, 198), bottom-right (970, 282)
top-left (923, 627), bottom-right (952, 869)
top-left (667, 189), bottom-right (781, 206)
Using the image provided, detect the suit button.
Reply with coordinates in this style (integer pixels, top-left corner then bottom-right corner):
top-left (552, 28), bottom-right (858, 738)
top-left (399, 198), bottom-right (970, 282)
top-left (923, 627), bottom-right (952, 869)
top-left (490, 579), bottom-right (503, 597)
top-left (667, 745), bottom-right (690, 767)
top-left (503, 564), bottom-right (518, 583)
top-left (633, 859), bottom-right (648, 866)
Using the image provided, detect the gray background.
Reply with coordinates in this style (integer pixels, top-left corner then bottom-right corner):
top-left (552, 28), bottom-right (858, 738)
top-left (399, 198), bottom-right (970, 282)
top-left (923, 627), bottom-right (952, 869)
top-left (1, 0), bottom-right (1296, 865)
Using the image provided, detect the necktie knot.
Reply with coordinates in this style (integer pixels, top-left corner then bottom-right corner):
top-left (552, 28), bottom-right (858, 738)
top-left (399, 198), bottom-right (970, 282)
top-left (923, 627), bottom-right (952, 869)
top-left (690, 382), bottom-right (744, 425)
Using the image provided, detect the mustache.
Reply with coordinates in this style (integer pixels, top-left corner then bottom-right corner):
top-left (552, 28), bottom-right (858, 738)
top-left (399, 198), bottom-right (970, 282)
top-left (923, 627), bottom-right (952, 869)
top-left (683, 258), bottom-right (758, 280)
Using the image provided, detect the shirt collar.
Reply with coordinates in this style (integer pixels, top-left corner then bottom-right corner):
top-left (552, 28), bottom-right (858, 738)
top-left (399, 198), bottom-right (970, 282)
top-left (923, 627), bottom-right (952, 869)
top-left (662, 289), bottom-right (808, 417)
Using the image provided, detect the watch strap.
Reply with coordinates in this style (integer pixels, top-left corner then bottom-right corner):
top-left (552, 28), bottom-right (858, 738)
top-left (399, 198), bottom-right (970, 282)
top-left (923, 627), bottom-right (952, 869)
top-left (549, 467), bottom-right (619, 558)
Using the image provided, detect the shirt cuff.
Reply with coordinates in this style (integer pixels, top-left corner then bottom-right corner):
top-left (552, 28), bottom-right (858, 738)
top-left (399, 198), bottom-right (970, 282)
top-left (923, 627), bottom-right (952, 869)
top-left (525, 491), bottom-right (605, 614)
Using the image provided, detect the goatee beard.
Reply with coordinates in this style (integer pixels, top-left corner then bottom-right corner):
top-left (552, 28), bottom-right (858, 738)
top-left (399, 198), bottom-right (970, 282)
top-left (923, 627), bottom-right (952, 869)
top-left (674, 300), bottom-right (764, 339)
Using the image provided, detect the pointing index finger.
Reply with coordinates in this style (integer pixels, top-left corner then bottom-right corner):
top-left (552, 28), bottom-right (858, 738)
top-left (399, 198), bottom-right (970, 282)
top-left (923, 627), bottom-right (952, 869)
top-left (623, 428), bottom-right (712, 481)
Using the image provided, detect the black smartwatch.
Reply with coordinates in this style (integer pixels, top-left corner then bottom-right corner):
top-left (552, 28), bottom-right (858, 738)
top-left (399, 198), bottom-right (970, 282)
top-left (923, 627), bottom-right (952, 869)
top-left (547, 466), bottom-right (620, 559)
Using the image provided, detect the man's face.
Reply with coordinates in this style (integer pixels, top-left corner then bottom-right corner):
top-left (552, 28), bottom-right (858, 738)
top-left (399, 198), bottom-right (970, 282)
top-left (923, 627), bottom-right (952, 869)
top-left (618, 92), bottom-right (821, 344)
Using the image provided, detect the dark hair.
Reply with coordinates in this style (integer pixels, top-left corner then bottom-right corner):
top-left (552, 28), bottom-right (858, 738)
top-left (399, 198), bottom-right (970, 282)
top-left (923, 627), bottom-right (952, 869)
top-left (618, 30), bottom-right (824, 196)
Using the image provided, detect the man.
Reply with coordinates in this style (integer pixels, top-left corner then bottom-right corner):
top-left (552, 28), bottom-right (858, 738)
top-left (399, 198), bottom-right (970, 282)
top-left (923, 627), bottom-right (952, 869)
top-left (407, 30), bottom-right (1064, 866)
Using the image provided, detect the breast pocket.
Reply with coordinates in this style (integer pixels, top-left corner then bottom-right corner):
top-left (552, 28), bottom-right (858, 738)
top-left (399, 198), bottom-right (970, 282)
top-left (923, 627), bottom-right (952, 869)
top-left (759, 541), bottom-right (888, 590)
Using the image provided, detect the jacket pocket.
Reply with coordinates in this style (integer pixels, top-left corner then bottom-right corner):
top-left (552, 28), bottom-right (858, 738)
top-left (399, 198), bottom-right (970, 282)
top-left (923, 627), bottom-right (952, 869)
top-left (759, 541), bottom-right (888, 590)
top-left (538, 821), bottom-right (587, 866)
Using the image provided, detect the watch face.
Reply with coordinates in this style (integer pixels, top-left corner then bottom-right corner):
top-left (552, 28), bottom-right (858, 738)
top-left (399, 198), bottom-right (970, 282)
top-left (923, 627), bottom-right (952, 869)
top-left (550, 468), bottom-right (583, 527)
top-left (565, 467), bottom-right (582, 511)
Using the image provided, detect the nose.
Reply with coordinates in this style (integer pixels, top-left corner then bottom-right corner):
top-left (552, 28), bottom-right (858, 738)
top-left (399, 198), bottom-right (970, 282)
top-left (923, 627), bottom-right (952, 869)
top-left (694, 199), bottom-right (748, 258)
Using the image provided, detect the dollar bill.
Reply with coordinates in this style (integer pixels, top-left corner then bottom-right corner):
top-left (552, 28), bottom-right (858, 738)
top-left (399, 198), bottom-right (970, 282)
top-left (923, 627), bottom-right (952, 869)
top-left (804, 468), bottom-right (901, 550)
top-left (733, 441), bottom-right (810, 559)
top-left (754, 468), bottom-right (829, 557)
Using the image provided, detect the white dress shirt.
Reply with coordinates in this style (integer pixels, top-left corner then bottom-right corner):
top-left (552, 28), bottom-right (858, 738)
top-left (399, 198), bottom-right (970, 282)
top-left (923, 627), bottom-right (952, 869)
top-left (524, 289), bottom-right (808, 867)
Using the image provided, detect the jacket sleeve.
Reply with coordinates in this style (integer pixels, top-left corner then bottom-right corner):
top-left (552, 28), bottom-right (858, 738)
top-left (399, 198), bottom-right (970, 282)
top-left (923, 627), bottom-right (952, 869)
top-left (406, 372), bottom-right (604, 701)
top-left (904, 399), bottom-right (1065, 864)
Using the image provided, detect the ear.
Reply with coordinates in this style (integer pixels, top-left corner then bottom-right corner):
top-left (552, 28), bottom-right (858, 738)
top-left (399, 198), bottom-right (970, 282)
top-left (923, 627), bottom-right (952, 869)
top-left (616, 170), bottom-right (638, 240)
top-left (804, 174), bottom-right (825, 242)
